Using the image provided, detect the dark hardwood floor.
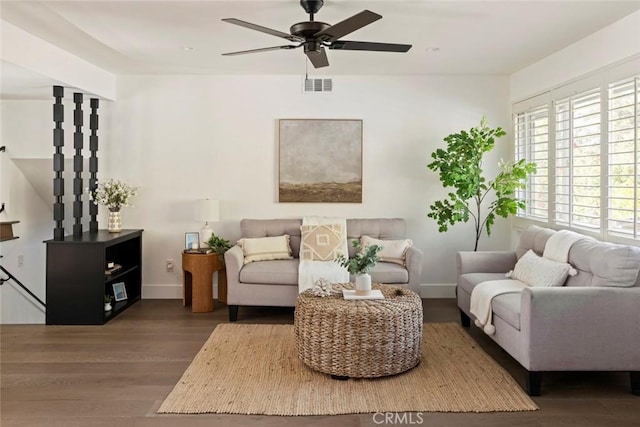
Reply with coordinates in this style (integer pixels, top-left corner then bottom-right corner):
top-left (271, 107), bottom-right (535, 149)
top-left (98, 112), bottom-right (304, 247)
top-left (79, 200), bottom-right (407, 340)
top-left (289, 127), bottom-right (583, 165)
top-left (1, 299), bottom-right (639, 426)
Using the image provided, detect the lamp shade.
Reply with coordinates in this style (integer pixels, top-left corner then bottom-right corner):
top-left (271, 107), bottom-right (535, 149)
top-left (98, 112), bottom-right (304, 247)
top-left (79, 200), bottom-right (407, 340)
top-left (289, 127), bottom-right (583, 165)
top-left (196, 199), bottom-right (219, 222)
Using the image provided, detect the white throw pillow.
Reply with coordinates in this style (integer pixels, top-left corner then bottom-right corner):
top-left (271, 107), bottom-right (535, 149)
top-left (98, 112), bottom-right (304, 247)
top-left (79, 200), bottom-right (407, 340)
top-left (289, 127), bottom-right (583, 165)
top-left (300, 224), bottom-right (345, 261)
top-left (506, 249), bottom-right (576, 287)
top-left (360, 235), bottom-right (413, 266)
top-left (237, 235), bottom-right (293, 265)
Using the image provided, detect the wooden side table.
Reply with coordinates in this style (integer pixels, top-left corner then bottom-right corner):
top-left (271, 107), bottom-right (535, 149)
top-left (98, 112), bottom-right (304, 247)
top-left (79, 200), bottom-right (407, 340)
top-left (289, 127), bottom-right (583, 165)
top-left (182, 252), bottom-right (227, 313)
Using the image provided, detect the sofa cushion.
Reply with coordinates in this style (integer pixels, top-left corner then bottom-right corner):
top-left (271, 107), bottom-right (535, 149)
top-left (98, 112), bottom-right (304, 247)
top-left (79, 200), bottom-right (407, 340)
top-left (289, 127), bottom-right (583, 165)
top-left (458, 273), bottom-right (510, 295)
top-left (567, 239), bottom-right (640, 288)
top-left (238, 235), bottom-right (293, 264)
top-left (240, 219), bottom-right (302, 258)
top-left (367, 262), bottom-right (409, 284)
top-left (491, 293), bottom-right (522, 330)
top-left (507, 250), bottom-right (573, 287)
top-left (345, 218), bottom-right (406, 258)
top-left (516, 225), bottom-right (554, 258)
top-left (458, 273), bottom-right (522, 330)
top-left (300, 224), bottom-right (345, 261)
top-left (239, 259), bottom-right (299, 285)
top-left (360, 235), bottom-right (413, 266)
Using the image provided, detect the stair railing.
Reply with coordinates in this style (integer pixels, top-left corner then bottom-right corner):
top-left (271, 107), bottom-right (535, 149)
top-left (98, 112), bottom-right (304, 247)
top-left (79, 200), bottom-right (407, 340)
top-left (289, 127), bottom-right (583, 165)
top-left (0, 261), bottom-right (46, 309)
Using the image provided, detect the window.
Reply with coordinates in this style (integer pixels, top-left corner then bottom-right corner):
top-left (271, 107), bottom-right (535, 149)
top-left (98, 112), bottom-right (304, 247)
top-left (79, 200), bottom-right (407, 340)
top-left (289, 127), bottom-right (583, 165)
top-left (555, 90), bottom-right (601, 229)
top-left (515, 106), bottom-right (549, 220)
top-left (607, 77), bottom-right (639, 238)
top-left (513, 65), bottom-right (640, 243)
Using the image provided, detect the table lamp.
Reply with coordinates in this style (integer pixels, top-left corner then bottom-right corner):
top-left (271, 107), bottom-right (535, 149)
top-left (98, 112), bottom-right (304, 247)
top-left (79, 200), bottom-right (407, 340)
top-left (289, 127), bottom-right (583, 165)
top-left (196, 199), bottom-right (219, 245)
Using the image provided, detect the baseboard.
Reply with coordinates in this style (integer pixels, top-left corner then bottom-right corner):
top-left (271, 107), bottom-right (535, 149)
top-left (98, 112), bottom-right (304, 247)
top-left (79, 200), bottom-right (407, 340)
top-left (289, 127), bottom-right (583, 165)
top-left (142, 283), bottom-right (222, 299)
top-left (142, 284), bottom-right (182, 299)
top-left (420, 283), bottom-right (456, 299)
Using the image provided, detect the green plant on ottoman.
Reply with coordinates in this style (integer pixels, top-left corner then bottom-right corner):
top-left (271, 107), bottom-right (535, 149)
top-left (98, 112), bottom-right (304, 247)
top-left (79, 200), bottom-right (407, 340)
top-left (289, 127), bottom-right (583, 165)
top-left (336, 240), bottom-right (382, 295)
top-left (427, 117), bottom-right (537, 251)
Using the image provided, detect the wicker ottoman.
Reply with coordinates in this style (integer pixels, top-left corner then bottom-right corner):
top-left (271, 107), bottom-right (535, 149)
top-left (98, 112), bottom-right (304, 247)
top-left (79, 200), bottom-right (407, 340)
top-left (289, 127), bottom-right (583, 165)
top-left (294, 284), bottom-right (423, 379)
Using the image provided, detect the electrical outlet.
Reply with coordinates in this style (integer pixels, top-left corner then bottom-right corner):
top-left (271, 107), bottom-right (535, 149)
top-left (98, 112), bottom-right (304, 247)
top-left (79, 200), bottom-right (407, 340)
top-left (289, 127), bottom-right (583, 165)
top-left (166, 259), bottom-right (174, 272)
top-left (17, 255), bottom-right (24, 268)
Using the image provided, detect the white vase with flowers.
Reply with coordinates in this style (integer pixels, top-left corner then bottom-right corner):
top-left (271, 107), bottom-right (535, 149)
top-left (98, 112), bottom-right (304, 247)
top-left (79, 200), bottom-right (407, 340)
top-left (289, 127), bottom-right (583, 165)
top-left (89, 179), bottom-right (139, 233)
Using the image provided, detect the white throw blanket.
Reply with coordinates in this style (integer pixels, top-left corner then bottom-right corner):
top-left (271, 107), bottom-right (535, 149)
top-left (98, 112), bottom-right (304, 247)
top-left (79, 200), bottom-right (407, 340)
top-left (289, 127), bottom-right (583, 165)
top-left (543, 229), bottom-right (590, 263)
top-left (470, 279), bottom-right (528, 335)
top-left (298, 216), bottom-right (349, 293)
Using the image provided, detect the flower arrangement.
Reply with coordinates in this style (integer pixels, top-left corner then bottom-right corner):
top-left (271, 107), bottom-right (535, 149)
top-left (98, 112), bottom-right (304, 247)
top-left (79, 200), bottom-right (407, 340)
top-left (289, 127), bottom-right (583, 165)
top-left (335, 239), bottom-right (383, 275)
top-left (89, 179), bottom-right (139, 211)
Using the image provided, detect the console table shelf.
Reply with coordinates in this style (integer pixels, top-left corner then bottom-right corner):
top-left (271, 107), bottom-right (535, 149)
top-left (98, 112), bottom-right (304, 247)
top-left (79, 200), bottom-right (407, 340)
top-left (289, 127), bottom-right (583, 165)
top-left (45, 229), bottom-right (143, 325)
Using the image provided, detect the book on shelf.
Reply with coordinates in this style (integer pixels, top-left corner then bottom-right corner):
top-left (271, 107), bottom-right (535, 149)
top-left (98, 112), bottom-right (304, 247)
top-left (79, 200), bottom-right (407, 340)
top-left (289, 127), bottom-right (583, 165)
top-left (105, 263), bottom-right (123, 275)
top-left (184, 248), bottom-right (213, 254)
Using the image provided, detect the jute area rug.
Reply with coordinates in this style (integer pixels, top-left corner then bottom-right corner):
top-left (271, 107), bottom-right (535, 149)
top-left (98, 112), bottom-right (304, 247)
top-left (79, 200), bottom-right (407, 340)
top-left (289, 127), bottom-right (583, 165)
top-left (158, 323), bottom-right (538, 415)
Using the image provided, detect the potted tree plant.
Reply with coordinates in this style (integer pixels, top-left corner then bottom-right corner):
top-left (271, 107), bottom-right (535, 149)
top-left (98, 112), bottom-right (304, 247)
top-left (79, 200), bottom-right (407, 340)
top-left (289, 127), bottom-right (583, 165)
top-left (336, 240), bottom-right (383, 295)
top-left (427, 117), bottom-right (537, 251)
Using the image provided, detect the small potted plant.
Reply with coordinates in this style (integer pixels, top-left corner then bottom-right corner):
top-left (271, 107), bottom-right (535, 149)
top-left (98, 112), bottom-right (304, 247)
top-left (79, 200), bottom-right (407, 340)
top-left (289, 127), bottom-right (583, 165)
top-left (104, 295), bottom-right (113, 312)
top-left (335, 240), bottom-right (383, 295)
top-left (207, 233), bottom-right (232, 263)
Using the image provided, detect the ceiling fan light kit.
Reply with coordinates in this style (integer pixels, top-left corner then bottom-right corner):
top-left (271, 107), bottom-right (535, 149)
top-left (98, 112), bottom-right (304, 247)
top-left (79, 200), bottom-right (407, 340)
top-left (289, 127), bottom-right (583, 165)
top-left (222, 0), bottom-right (412, 69)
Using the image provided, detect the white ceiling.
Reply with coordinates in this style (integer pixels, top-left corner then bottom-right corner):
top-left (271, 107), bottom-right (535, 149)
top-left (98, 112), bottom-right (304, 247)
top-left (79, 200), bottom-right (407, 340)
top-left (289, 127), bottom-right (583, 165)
top-left (1, 0), bottom-right (640, 79)
top-left (0, 60), bottom-right (69, 99)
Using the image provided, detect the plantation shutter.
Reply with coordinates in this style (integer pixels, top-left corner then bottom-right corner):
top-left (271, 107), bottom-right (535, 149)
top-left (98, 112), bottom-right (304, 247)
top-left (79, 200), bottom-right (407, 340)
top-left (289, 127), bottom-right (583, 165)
top-left (554, 89), bottom-right (602, 229)
top-left (514, 106), bottom-right (549, 219)
top-left (607, 76), bottom-right (640, 238)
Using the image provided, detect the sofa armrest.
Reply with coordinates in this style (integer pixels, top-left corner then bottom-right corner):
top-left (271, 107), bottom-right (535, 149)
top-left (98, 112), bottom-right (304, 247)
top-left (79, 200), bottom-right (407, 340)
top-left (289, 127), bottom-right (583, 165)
top-left (224, 245), bottom-right (244, 289)
top-left (520, 286), bottom-right (640, 371)
top-left (405, 246), bottom-right (424, 293)
top-left (456, 251), bottom-right (517, 276)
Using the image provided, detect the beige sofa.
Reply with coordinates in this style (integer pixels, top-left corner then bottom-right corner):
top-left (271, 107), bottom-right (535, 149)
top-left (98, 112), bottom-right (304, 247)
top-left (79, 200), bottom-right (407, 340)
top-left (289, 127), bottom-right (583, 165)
top-left (224, 218), bottom-right (423, 321)
top-left (457, 226), bottom-right (640, 396)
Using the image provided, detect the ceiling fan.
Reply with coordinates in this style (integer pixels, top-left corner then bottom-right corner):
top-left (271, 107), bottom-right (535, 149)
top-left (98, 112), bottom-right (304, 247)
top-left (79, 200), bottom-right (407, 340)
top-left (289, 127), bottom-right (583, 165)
top-left (221, 0), bottom-right (412, 68)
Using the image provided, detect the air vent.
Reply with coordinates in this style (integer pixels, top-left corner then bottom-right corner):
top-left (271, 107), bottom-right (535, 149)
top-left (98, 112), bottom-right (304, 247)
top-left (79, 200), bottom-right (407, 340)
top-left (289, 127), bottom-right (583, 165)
top-left (303, 78), bottom-right (333, 93)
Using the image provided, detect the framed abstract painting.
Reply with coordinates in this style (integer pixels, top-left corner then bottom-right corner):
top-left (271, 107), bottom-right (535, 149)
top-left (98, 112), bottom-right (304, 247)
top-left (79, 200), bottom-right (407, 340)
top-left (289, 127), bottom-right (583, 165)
top-left (278, 119), bottom-right (362, 203)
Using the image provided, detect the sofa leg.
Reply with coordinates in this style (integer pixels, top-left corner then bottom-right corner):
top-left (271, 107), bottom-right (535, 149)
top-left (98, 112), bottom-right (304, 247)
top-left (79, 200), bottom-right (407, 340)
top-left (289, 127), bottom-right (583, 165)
top-left (459, 309), bottom-right (471, 327)
top-left (229, 305), bottom-right (239, 322)
top-left (631, 372), bottom-right (640, 396)
top-left (526, 371), bottom-right (542, 396)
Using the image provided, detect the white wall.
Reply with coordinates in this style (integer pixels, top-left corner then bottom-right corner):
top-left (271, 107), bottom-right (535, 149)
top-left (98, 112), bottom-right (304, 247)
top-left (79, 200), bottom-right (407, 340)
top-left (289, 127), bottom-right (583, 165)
top-left (0, 101), bottom-right (51, 323)
top-left (108, 74), bottom-right (512, 299)
top-left (510, 10), bottom-right (640, 101)
top-left (1, 74), bottom-right (512, 322)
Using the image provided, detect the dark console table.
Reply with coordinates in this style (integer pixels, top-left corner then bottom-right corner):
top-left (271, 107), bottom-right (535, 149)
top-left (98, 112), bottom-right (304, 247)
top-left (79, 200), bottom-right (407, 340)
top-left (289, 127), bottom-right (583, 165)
top-left (45, 229), bottom-right (143, 325)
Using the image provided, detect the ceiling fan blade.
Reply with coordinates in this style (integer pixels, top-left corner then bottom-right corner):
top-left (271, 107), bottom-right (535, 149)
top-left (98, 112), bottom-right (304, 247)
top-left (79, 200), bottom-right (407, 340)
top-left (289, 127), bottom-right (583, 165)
top-left (329, 40), bottom-right (412, 53)
top-left (313, 10), bottom-right (382, 42)
top-left (222, 45), bottom-right (300, 56)
top-left (305, 47), bottom-right (330, 68)
top-left (222, 18), bottom-right (304, 43)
